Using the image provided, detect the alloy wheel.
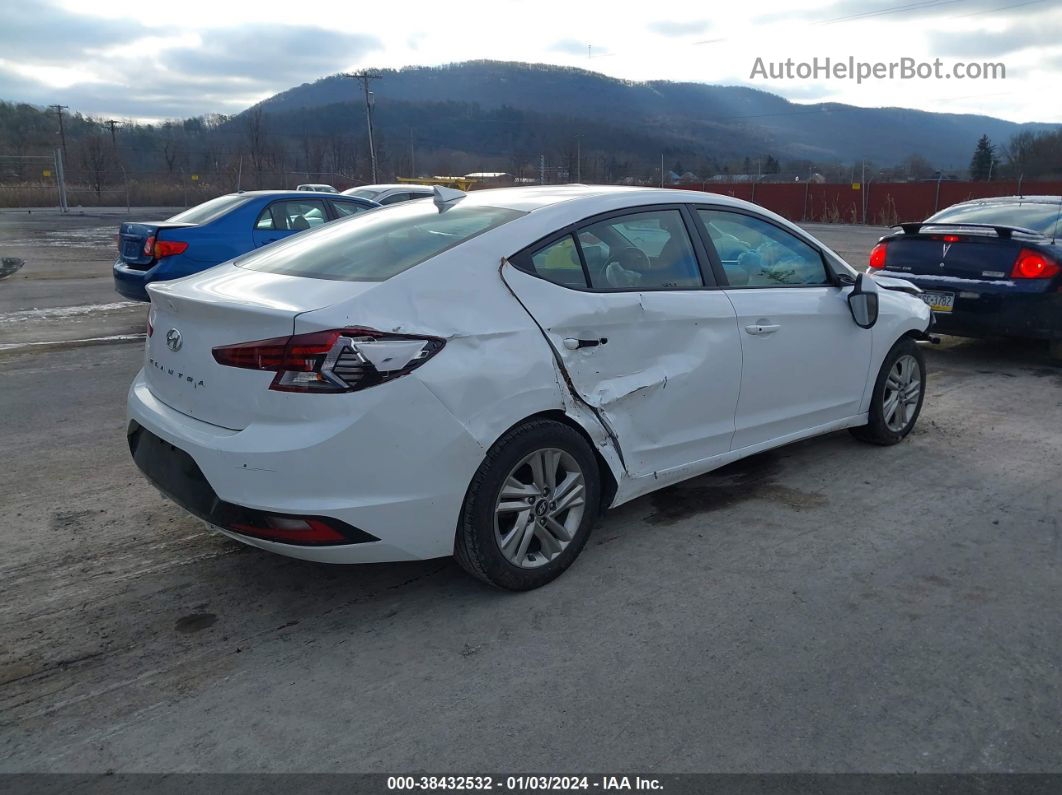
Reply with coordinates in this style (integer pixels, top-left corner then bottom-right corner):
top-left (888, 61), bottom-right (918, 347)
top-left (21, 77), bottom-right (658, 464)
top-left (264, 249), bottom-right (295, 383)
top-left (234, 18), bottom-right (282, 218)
top-left (494, 448), bottom-right (586, 569)
top-left (883, 354), bottom-right (922, 432)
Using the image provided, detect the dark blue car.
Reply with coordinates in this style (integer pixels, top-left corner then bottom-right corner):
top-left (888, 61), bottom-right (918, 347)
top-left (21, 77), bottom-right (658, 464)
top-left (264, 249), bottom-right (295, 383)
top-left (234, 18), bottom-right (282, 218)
top-left (869, 196), bottom-right (1062, 359)
top-left (113, 191), bottom-right (380, 301)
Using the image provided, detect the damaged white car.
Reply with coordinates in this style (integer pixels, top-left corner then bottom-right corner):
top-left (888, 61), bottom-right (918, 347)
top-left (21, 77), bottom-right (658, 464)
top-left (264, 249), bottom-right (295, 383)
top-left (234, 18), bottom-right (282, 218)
top-left (127, 185), bottom-right (931, 590)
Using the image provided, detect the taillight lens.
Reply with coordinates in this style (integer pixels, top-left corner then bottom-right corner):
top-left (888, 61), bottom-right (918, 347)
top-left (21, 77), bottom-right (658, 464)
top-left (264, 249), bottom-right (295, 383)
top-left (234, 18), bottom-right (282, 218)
top-left (229, 516), bottom-right (348, 544)
top-left (1010, 248), bottom-right (1060, 280)
top-left (153, 240), bottom-right (188, 258)
top-left (143, 235), bottom-right (155, 256)
top-left (869, 242), bottom-right (888, 269)
top-left (212, 327), bottom-right (444, 393)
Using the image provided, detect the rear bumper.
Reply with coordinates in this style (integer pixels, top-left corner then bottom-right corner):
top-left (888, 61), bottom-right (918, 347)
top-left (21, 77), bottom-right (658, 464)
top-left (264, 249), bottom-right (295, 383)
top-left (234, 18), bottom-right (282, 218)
top-left (875, 270), bottom-right (1062, 340)
top-left (126, 369), bottom-right (486, 564)
top-left (113, 256), bottom-right (211, 302)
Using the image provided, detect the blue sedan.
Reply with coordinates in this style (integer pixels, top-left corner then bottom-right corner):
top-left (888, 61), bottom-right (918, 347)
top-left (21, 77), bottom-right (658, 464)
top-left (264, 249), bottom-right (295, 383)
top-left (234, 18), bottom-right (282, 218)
top-left (113, 191), bottom-right (380, 301)
top-left (869, 195), bottom-right (1062, 358)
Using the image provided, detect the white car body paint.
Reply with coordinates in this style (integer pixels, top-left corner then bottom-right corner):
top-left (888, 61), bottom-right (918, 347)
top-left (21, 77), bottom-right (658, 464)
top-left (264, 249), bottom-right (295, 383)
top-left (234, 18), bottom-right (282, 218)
top-left (128, 186), bottom-right (930, 564)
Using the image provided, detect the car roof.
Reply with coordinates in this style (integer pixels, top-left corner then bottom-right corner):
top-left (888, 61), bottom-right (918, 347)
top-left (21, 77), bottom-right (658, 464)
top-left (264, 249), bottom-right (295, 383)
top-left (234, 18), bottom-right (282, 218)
top-left (455, 184), bottom-right (760, 213)
top-left (347, 184), bottom-right (434, 192)
top-left (947, 195), bottom-right (1062, 207)
top-left (231, 190), bottom-right (369, 200)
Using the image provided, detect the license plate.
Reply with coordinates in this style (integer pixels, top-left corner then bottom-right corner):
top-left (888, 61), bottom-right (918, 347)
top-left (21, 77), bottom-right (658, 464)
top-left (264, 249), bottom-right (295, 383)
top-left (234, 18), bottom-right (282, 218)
top-left (919, 291), bottom-right (954, 313)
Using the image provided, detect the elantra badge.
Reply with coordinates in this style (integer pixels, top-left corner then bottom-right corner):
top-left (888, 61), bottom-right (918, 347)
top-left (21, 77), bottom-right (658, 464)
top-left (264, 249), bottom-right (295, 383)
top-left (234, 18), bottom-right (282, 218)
top-left (166, 328), bottom-right (183, 352)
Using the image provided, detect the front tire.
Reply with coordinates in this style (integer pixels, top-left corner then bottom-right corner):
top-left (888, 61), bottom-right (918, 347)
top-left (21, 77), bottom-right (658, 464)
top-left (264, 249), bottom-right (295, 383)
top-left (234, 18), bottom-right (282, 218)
top-left (455, 419), bottom-right (600, 591)
top-left (850, 337), bottom-right (926, 446)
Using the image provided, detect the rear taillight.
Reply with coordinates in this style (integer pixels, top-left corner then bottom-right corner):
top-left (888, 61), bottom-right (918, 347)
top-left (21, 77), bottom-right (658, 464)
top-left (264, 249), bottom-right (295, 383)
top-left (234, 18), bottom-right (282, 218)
top-left (869, 242), bottom-right (888, 269)
top-left (153, 240), bottom-right (188, 258)
top-left (229, 516), bottom-right (348, 544)
top-left (143, 235), bottom-right (155, 256)
top-left (212, 327), bottom-right (444, 393)
top-left (1010, 248), bottom-right (1060, 280)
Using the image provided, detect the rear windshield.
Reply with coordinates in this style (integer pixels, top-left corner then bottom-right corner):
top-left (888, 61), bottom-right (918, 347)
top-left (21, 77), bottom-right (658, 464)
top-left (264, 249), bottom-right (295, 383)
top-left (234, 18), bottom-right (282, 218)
top-left (234, 202), bottom-right (525, 282)
top-left (345, 188), bottom-right (382, 200)
top-left (167, 194), bottom-right (248, 225)
top-left (927, 201), bottom-right (1062, 237)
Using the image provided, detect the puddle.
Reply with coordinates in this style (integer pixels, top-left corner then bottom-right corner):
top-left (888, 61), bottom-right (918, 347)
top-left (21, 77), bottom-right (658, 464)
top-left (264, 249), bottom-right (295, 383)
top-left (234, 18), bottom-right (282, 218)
top-left (175, 613), bottom-right (217, 634)
top-left (646, 451), bottom-right (828, 525)
top-left (4, 226), bottom-right (117, 248)
top-left (0, 257), bottom-right (24, 279)
top-left (0, 301), bottom-right (141, 324)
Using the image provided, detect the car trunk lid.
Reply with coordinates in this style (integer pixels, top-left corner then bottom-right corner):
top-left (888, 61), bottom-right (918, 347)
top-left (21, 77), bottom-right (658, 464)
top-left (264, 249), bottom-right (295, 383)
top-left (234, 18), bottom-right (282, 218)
top-left (884, 232), bottom-right (1023, 282)
top-left (145, 265), bottom-right (376, 429)
top-left (118, 222), bottom-right (197, 269)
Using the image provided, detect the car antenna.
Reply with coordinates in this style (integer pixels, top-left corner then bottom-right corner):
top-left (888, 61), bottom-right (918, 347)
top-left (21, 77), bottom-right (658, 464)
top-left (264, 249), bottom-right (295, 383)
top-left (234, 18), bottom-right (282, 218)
top-left (433, 185), bottom-right (466, 211)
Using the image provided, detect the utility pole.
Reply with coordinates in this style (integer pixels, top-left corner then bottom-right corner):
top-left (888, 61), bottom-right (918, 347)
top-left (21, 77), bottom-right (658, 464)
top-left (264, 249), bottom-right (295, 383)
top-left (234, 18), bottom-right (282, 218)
top-left (104, 119), bottom-right (120, 149)
top-left (348, 72), bottom-right (382, 183)
top-left (49, 104), bottom-right (68, 160)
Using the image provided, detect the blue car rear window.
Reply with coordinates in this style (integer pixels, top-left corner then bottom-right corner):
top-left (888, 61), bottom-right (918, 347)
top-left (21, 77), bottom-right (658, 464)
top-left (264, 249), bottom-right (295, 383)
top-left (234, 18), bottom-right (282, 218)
top-left (928, 202), bottom-right (1062, 238)
top-left (234, 202), bottom-right (525, 282)
top-left (167, 195), bottom-right (250, 225)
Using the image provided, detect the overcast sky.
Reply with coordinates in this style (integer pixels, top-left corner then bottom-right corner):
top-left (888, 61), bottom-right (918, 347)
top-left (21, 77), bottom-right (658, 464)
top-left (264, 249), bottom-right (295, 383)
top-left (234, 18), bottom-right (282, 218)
top-left (1, 0), bottom-right (1060, 123)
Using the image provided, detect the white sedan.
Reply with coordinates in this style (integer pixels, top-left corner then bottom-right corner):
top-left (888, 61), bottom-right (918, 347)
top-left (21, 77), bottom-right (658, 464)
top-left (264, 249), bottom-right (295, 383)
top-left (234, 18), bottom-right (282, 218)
top-left (128, 186), bottom-right (931, 590)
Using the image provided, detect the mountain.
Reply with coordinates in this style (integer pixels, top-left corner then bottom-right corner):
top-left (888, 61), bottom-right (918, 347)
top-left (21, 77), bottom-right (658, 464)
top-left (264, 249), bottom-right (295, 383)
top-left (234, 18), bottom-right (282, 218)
top-left (252, 60), bottom-right (1056, 169)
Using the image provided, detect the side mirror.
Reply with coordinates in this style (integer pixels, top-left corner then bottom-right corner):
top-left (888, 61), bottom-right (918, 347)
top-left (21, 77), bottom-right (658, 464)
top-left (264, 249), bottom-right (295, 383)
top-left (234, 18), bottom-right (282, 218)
top-left (848, 272), bottom-right (879, 329)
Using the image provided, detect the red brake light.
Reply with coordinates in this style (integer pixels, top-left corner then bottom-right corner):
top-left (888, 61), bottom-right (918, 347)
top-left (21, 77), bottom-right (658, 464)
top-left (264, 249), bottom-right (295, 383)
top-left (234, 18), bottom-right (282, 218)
top-left (143, 235), bottom-right (155, 256)
top-left (153, 240), bottom-right (188, 258)
top-left (229, 516), bottom-right (347, 544)
top-left (1010, 249), bottom-right (1060, 280)
top-left (943, 235), bottom-right (960, 243)
top-left (212, 328), bottom-right (444, 393)
top-left (869, 242), bottom-right (888, 269)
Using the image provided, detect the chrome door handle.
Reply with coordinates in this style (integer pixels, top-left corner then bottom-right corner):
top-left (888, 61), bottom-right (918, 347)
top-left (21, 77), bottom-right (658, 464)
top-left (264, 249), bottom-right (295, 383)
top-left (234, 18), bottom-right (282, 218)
top-left (563, 337), bottom-right (608, 350)
top-left (744, 324), bottom-right (780, 335)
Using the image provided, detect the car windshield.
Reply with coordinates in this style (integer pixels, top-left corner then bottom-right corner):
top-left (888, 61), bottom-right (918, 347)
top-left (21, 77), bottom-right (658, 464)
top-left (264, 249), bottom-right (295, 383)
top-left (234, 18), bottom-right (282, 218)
top-left (167, 194), bottom-right (249, 225)
top-left (345, 188), bottom-right (382, 200)
top-left (235, 202), bottom-right (525, 282)
top-left (927, 201), bottom-right (1062, 237)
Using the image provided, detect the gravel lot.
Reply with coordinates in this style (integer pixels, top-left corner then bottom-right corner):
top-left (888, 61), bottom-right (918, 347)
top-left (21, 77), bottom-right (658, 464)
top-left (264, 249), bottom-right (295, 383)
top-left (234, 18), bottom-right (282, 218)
top-left (1, 208), bottom-right (1060, 773)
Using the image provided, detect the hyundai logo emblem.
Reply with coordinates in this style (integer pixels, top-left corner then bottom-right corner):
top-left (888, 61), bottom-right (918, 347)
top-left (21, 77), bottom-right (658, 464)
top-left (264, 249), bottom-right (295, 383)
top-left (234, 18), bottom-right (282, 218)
top-left (165, 328), bottom-right (183, 352)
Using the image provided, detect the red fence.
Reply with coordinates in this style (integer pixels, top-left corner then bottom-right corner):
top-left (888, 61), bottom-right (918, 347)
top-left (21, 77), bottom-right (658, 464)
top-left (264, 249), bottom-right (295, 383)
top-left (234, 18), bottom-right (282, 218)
top-left (674, 180), bottom-right (1062, 226)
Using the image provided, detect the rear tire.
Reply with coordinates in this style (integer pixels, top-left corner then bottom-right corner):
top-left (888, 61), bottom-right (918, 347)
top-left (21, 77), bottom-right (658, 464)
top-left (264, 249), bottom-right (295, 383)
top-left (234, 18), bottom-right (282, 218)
top-left (455, 419), bottom-right (600, 591)
top-left (850, 337), bottom-right (926, 446)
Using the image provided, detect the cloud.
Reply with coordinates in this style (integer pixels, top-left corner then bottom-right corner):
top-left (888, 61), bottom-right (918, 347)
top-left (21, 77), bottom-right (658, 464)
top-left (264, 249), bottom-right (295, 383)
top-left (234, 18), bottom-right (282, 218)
top-left (0, 3), bottom-right (381, 120)
top-left (548, 38), bottom-right (590, 56)
top-left (929, 18), bottom-right (1062, 57)
top-left (648, 20), bottom-right (711, 36)
top-left (759, 0), bottom-right (1052, 26)
top-left (0, 2), bottom-right (146, 63)
top-left (163, 26), bottom-right (381, 85)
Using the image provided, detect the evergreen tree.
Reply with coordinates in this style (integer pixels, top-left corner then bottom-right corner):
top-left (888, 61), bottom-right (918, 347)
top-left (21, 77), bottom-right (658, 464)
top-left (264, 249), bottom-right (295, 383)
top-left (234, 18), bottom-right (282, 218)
top-left (969, 135), bottom-right (996, 181)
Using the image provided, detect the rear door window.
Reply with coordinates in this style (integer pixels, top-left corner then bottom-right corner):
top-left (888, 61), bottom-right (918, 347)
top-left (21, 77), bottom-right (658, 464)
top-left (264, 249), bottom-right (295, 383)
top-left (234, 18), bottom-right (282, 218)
top-left (256, 200), bottom-right (329, 231)
top-left (529, 235), bottom-right (588, 287)
top-left (580, 209), bottom-right (702, 289)
top-left (331, 200), bottom-right (370, 218)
